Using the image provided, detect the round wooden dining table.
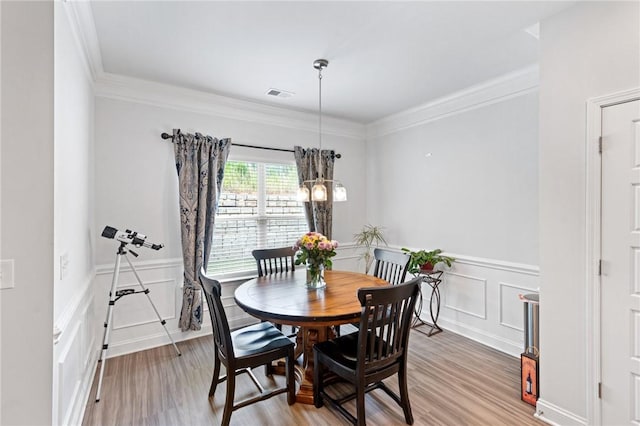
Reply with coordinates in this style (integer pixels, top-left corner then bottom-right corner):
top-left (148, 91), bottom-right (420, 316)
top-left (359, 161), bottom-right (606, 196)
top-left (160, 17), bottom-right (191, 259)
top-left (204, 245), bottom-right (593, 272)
top-left (234, 269), bottom-right (389, 404)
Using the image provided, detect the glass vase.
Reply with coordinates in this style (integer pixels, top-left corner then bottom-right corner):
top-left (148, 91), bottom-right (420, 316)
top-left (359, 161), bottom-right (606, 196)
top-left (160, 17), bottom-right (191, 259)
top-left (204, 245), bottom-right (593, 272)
top-left (306, 260), bottom-right (326, 289)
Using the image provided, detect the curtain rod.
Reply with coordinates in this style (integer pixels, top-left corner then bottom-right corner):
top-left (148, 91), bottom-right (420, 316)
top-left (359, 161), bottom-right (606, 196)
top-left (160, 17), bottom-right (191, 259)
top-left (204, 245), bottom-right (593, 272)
top-left (160, 132), bottom-right (341, 159)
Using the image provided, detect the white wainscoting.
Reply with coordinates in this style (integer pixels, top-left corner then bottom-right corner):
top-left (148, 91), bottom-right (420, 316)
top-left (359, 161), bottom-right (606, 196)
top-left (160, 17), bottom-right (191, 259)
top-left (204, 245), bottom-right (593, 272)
top-left (70, 245), bottom-right (536, 426)
top-left (534, 398), bottom-right (587, 426)
top-left (91, 246), bottom-right (534, 366)
top-left (213, 245), bottom-right (536, 359)
top-left (91, 243), bottom-right (363, 358)
top-left (416, 254), bottom-right (539, 357)
top-left (52, 272), bottom-right (98, 426)
top-left (93, 258), bottom-right (210, 359)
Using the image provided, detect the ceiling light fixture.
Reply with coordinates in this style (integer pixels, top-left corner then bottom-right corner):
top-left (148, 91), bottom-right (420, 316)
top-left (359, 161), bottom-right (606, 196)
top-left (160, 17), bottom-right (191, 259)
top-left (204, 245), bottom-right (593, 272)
top-left (297, 59), bottom-right (348, 203)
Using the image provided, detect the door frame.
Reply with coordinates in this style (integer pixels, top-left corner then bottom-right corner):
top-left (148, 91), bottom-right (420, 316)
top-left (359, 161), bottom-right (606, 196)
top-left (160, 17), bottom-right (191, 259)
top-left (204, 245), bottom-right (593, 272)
top-left (585, 88), bottom-right (640, 425)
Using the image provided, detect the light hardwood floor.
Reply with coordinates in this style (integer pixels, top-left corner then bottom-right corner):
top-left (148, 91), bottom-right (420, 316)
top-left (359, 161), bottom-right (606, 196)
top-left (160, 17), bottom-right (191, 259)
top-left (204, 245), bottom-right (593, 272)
top-left (82, 327), bottom-right (541, 426)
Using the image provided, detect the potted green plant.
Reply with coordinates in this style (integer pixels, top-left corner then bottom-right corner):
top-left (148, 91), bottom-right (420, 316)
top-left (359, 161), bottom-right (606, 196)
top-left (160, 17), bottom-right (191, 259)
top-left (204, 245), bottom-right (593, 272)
top-left (353, 225), bottom-right (387, 274)
top-left (401, 247), bottom-right (455, 275)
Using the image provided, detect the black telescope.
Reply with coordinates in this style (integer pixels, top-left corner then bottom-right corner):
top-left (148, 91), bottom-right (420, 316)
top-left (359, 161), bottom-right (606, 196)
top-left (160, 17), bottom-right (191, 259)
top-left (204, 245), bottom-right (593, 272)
top-left (101, 226), bottom-right (164, 250)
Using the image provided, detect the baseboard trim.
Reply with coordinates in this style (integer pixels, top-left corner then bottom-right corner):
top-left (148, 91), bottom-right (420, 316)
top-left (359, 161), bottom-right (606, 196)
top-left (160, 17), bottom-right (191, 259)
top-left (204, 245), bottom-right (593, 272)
top-left (535, 399), bottom-right (587, 426)
top-left (104, 324), bottom-right (214, 359)
top-left (436, 316), bottom-right (522, 358)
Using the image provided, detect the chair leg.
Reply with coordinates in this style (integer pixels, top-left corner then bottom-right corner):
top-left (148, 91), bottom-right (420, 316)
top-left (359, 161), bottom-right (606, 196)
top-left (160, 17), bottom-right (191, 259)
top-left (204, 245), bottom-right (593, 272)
top-left (356, 380), bottom-right (366, 426)
top-left (313, 351), bottom-right (323, 408)
top-left (286, 346), bottom-right (295, 405)
top-left (398, 365), bottom-right (414, 425)
top-left (209, 352), bottom-right (222, 397)
top-left (221, 373), bottom-right (235, 426)
top-left (263, 321), bottom-right (280, 376)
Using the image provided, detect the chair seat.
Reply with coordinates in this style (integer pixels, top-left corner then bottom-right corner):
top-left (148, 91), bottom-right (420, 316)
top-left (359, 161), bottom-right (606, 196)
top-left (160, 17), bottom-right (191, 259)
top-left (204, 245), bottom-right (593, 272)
top-left (232, 321), bottom-right (293, 358)
top-left (314, 331), bottom-right (390, 371)
top-left (314, 332), bottom-right (359, 370)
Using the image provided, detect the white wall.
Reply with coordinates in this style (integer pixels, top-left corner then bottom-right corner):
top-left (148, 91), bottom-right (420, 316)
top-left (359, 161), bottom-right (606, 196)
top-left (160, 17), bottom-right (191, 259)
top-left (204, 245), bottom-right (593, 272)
top-left (367, 91), bottom-right (538, 264)
top-left (52, 3), bottom-right (97, 425)
top-left (92, 85), bottom-right (367, 356)
top-left (54, 3), bottom-right (95, 322)
top-left (93, 96), bottom-right (366, 265)
top-left (365, 74), bottom-right (540, 356)
top-left (538, 2), bottom-right (640, 425)
top-left (0, 2), bottom-right (55, 425)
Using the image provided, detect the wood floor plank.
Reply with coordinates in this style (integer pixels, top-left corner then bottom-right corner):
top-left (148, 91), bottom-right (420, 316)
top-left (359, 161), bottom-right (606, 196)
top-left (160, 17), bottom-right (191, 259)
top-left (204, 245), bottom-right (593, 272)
top-left (82, 329), bottom-right (541, 426)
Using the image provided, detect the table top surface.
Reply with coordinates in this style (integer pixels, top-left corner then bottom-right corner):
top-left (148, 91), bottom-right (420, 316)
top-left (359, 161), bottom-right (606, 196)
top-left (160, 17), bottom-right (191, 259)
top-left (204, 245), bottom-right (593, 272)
top-left (234, 270), bottom-right (390, 327)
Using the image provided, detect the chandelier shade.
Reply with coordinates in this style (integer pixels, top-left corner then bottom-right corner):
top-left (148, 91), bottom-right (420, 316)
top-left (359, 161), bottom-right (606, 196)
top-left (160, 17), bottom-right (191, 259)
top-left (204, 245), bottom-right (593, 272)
top-left (333, 182), bottom-right (347, 202)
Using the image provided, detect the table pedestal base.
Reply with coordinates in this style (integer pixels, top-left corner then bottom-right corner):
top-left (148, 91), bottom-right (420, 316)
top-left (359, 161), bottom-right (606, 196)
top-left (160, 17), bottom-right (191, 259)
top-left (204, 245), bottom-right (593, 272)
top-left (292, 325), bottom-right (335, 405)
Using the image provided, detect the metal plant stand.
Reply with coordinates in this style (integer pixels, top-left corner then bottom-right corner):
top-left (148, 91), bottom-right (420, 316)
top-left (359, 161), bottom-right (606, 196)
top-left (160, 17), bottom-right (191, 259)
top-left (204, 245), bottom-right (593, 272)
top-left (412, 270), bottom-right (444, 336)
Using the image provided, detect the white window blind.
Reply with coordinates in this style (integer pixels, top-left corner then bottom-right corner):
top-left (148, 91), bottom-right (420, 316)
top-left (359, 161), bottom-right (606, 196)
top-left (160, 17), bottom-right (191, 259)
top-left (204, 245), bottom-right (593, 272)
top-left (208, 160), bottom-right (307, 276)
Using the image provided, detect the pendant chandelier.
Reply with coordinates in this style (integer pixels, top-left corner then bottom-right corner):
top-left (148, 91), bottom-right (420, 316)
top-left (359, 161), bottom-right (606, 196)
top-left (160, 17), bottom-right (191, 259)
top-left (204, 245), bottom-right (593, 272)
top-left (297, 59), bottom-right (348, 203)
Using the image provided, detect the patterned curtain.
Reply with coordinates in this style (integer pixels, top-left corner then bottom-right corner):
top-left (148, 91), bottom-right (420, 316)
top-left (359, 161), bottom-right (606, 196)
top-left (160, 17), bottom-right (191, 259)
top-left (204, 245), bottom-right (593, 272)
top-left (173, 129), bottom-right (231, 331)
top-left (293, 146), bottom-right (335, 239)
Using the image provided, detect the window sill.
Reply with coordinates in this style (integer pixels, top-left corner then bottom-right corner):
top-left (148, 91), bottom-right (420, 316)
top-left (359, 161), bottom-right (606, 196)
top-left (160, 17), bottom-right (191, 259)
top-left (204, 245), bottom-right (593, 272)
top-left (201, 271), bottom-right (258, 284)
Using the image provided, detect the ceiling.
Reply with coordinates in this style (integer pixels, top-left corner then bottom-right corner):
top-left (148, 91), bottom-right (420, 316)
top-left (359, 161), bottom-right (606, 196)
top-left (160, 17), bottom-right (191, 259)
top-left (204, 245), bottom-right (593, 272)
top-left (88, 1), bottom-right (576, 123)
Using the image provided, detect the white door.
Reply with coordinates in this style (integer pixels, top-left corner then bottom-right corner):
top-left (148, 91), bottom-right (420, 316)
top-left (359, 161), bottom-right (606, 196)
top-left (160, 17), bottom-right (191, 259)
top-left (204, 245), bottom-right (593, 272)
top-left (601, 99), bottom-right (640, 425)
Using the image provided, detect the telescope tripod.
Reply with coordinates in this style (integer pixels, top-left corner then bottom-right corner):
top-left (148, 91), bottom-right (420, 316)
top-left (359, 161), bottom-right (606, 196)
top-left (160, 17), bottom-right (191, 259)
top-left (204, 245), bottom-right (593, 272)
top-left (95, 242), bottom-right (181, 402)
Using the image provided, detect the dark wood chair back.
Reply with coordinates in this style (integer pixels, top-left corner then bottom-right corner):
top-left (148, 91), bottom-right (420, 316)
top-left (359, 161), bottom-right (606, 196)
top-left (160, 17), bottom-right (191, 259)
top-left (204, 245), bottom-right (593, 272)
top-left (356, 277), bottom-right (420, 373)
top-left (200, 271), bottom-right (234, 363)
top-left (252, 247), bottom-right (296, 276)
top-left (372, 248), bottom-right (410, 285)
top-left (252, 247), bottom-right (298, 343)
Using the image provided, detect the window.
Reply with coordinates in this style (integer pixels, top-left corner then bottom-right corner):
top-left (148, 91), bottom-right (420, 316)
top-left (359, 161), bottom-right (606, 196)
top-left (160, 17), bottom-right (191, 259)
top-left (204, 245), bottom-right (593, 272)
top-left (208, 160), bottom-right (308, 276)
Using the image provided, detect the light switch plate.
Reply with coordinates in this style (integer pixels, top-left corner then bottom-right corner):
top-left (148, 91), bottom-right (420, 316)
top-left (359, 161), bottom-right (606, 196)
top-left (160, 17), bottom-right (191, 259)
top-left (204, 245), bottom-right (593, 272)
top-left (0, 259), bottom-right (15, 289)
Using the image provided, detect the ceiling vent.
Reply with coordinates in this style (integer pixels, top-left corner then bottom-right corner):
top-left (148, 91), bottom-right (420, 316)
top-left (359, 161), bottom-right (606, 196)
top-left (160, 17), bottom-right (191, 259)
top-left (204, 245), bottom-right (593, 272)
top-left (266, 88), bottom-right (294, 99)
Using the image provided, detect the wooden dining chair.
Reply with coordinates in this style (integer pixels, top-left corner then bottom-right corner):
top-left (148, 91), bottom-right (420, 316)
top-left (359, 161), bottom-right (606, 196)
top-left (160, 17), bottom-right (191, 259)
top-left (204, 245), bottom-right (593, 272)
top-left (313, 276), bottom-right (421, 426)
top-left (335, 248), bottom-right (411, 337)
top-left (372, 248), bottom-right (410, 285)
top-left (252, 246), bottom-right (298, 340)
top-left (252, 247), bottom-right (296, 277)
top-left (199, 269), bottom-right (295, 426)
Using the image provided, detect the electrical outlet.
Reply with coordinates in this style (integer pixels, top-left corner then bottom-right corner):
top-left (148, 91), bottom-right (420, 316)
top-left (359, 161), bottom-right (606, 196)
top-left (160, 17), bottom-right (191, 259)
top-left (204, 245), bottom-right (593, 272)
top-left (60, 252), bottom-right (69, 280)
top-left (0, 259), bottom-right (15, 289)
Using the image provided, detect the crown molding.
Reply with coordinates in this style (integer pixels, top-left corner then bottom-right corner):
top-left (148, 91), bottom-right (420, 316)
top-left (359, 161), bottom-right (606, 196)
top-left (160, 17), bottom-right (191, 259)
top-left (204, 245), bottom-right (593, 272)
top-left (94, 72), bottom-right (366, 140)
top-left (71, 0), bottom-right (534, 141)
top-left (69, 2), bottom-right (363, 139)
top-left (63, 1), bottom-right (104, 82)
top-left (366, 65), bottom-right (539, 138)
